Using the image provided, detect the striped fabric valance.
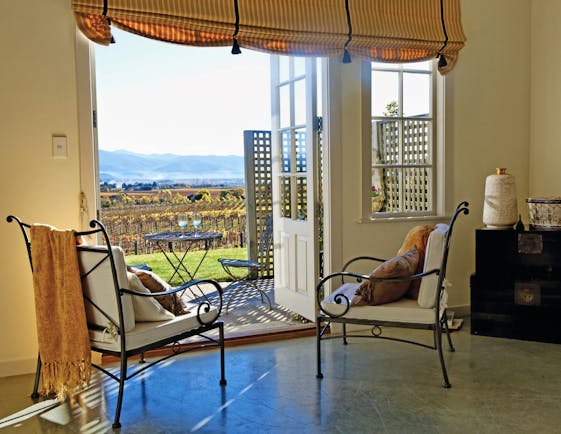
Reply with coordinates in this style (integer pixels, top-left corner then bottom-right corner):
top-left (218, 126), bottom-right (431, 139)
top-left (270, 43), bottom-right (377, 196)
top-left (71, 0), bottom-right (466, 74)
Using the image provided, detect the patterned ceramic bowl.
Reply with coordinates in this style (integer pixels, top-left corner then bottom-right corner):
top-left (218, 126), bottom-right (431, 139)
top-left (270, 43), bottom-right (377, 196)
top-left (527, 197), bottom-right (561, 230)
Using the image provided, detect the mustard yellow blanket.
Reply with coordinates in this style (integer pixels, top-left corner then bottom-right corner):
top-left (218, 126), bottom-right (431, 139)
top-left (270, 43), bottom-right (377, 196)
top-left (30, 225), bottom-right (91, 397)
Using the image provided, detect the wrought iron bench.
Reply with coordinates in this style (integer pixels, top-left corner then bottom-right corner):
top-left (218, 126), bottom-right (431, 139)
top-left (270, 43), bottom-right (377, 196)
top-left (8, 216), bottom-right (227, 429)
top-left (315, 202), bottom-right (469, 388)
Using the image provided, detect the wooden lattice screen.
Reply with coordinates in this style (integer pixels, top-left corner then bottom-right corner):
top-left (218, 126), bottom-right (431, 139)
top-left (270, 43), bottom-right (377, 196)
top-left (376, 118), bottom-right (431, 212)
top-left (244, 130), bottom-right (274, 278)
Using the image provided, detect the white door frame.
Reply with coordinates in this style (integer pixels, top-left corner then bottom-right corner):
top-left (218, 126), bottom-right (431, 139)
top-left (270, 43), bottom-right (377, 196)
top-left (75, 30), bottom-right (99, 228)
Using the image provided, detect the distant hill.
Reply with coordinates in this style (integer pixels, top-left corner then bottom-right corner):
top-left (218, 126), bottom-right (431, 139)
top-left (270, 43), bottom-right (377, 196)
top-left (99, 150), bottom-right (244, 183)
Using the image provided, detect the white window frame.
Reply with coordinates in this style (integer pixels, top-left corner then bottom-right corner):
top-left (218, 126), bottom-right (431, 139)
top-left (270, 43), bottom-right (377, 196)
top-left (361, 60), bottom-right (446, 221)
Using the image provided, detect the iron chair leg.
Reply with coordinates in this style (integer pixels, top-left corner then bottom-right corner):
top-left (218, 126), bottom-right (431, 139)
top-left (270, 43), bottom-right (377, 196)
top-left (31, 354), bottom-right (41, 399)
top-left (316, 321), bottom-right (324, 379)
top-left (250, 280), bottom-right (273, 310)
top-left (342, 323), bottom-right (348, 345)
top-left (219, 323), bottom-right (227, 386)
top-left (435, 326), bottom-right (451, 388)
top-left (112, 356), bottom-right (128, 429)
top-left (442, 316), bottom-right (455, 352)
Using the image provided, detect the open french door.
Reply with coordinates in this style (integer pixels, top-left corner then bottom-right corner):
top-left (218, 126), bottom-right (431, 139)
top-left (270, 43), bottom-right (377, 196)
top-left (270, 56), bottom-right (320, 322)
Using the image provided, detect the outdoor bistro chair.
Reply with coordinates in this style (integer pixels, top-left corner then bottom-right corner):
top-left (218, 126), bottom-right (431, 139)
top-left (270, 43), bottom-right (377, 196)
top-left (218, 215), bottom-right (274, 313)
top-left (315, 202), bottom-right (469, 388)
top-left (8, 215), bottom-right (227, 429)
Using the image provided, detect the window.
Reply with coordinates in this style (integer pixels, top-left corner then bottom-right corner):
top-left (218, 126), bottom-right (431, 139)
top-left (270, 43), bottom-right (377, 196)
top-left (369, 60), bottom-right (438, 217)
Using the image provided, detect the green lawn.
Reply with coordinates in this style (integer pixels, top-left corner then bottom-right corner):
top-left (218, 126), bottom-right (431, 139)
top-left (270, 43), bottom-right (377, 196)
top-left (126, 247), bottom-right (247, 286)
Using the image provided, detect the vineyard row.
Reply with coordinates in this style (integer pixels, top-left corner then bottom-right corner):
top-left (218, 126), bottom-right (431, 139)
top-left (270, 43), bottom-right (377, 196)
top-left (99, 200), bottom-right (247, 255)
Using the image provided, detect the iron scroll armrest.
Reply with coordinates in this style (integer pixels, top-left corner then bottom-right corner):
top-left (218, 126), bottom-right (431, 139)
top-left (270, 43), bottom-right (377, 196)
top-left (316, 269), bottom-right (440, 318)
top-left (121, 278), bottom-right (224, 325)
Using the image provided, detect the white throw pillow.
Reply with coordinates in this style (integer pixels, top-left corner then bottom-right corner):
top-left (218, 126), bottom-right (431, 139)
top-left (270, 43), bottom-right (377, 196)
top-left (126, 272), bottom-right (175, 321)
top-left (417, 223), bottom-right (448, 308)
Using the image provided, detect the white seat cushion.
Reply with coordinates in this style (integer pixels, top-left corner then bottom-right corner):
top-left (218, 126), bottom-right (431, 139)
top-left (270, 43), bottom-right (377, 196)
top-left (322, 283), bottom-right (444, 324)
top-left (89, 304), bottom-right (218, 352)
top-left (418, 223), bottom-right (448, 308)
top-left (79, 245), bottom-right (136, 332)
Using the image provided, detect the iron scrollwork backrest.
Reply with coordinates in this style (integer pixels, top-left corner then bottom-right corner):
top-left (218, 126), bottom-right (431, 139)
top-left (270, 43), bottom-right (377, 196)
top-left (433, 201), bottom-right (470, 312)
top-left (7, 216), bottom-right (130, 337)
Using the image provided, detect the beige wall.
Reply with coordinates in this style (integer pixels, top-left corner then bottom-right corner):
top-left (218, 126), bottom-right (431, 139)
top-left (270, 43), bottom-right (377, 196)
top-left (0, 1), bottom-right (82, 375)
top-left (328, 0), bottom-right (531, 309)
top-left (530, 0), bottom-right (561, 195)
top-left (0, 0), bottom-right (536, 376)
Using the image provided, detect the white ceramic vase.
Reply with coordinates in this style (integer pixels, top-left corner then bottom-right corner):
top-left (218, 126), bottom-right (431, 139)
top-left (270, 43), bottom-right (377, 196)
top-left (483, 168), bottom-right (518, 229)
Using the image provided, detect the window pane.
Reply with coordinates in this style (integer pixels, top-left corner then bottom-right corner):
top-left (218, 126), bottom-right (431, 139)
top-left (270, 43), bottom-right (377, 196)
top-left (279, 56), bottom-right (290, 82)
top-left (403, 120), bottom-right (431, 164)
top-left (295, 128), bottom-right (307, 172)
top-left (294, 78), bottom-right (306, 125)
top-left (294, 57), bottom-right (305, 77)
top-left (281, 177), bottom-right (291, 218)
top-left (280, 84), bottom-right (290, 128)
top-left (371, 61), bottom-right (397, 70)
top-left (296, 176), bottom-right (307, 220)
top-left (378, 167), bottom-right (401, 212)
top-left (403, 73), bottom-right (430, 117)
top-left (372, 119), bottom-right (400, 165)
top-left (372, 70), bottom-right (399, 117)
top-left (281, 130), bottom-right (291, 173)
top-left (405, 60), bottom-right (432, 71)
top-left (316, 58), bottom-right (323, 117)
top-left (403, 167), bottom-right (431, 212)
top-left (371, 168), bottom-right (385, 212)
top-left (372, 167), bottom-right (432, 214)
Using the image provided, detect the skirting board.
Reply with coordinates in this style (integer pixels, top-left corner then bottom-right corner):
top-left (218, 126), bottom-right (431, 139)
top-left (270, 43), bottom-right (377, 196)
top-left (0, 357), bottom-right (37, 378)
top-left (0, 352), bottom-right (102, 378)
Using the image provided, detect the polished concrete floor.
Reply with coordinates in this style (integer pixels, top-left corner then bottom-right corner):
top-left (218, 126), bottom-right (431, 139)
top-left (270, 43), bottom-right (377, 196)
top-left (2, 321), bottom-right (561, 433)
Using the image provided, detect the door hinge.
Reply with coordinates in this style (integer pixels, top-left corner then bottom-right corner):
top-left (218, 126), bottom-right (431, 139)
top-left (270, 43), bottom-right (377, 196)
top-left (93, 109), bottom-right (97, 129)
top-left (314, 116), bottom-right (323, 132)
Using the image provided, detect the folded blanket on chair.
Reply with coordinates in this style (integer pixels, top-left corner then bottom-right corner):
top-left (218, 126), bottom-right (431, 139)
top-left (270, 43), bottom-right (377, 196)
top-left (30, 224), bottom-right (91, 397)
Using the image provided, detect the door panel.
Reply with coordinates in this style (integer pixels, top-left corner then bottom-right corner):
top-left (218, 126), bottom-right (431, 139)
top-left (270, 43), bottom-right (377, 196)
top-left (271, 55), bottom-right (319, 321)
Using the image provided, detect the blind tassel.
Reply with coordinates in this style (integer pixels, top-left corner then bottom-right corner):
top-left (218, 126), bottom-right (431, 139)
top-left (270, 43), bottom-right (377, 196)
top-left (231, 0), bottom-right (241, 55)
top-left (232, 38), bottom-right (241, 55)
top-left (437, 0), bottom-right (448, 69)
top-left (102, 0), bottom-right (115, 43)
top-left (342, 0), bottom-right (353, 63)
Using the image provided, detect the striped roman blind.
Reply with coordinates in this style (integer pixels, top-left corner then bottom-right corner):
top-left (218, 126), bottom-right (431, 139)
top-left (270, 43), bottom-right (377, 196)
top-left (72, 0), bottom-right (466, 74)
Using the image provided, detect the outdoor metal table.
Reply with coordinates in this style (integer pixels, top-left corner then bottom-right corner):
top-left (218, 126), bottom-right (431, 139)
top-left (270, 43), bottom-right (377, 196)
top-left (144, 231), bottom-right (223, 284)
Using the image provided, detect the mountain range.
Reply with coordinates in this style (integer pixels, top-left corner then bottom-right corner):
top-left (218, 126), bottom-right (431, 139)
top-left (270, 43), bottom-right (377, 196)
top-left (99, 150), bottom-right (244, 183)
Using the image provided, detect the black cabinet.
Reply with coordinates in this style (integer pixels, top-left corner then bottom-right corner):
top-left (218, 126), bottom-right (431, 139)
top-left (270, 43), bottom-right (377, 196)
top-left (471, 228), bottom-right (561, 343)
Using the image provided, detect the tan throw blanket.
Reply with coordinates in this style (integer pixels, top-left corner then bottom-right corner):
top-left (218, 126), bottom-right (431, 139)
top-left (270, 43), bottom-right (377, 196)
top-left (30, 224), bottom-right (91, 397)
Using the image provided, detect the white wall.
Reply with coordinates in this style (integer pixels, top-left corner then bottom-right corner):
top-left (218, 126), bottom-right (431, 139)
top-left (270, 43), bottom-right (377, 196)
top-left (530, 0), bottom-right (561, 195)
top-left (0, 1), bottom-right (82, 376)
top-left (327, 0), bottom-right (531, 310)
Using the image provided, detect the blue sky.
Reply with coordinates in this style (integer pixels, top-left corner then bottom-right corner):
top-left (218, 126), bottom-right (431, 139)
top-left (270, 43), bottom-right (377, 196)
top-left (94, 28), bottom-right (271, 156)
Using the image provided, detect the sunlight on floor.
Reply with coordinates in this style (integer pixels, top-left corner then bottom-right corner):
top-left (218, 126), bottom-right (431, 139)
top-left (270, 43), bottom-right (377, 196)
top-left (189, 364), bottom-right (277, 433)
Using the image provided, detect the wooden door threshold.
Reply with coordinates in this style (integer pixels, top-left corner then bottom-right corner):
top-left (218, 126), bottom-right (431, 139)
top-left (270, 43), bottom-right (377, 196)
top-left (101, 323), bottom-right (321, 364)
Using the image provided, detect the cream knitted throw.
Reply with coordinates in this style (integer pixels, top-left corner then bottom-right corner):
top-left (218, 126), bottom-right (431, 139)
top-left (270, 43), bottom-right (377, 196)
top-left (30, 225), bottom-right (91, 397)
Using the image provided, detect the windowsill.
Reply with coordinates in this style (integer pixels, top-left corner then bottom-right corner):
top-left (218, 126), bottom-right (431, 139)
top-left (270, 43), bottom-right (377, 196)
top-left (356, 215), bottom-right (451, 224)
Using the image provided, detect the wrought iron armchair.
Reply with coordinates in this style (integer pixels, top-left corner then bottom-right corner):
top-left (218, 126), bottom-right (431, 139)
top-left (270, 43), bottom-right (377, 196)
top-left (218, 215), bottom-right (273, 313)
top-left (315, 202), bottom-right (469, 388)
top-left (8, 215), bottom-right (227, 429)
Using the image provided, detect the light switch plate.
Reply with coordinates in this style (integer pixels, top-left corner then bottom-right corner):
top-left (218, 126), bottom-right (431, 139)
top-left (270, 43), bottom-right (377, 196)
top-left (52, 135), bottom-right (67, 159)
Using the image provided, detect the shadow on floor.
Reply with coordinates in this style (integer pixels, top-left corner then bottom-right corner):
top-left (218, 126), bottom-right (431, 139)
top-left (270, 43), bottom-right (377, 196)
top-left (195, 278), bottom-right (310, 337)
